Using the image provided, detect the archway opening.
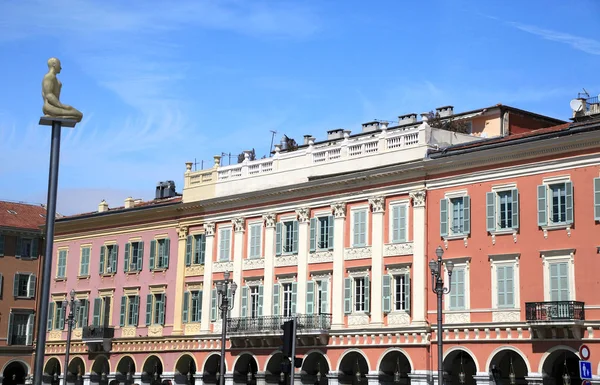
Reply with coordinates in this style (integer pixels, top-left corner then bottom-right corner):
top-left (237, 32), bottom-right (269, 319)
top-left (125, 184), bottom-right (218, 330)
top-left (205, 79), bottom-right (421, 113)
top-left (142, 356), bottom-right (163, 385)
top-left (233, 354), bottom-right (258, 385)
top-left (300, 352), bottom-right (330, 385)
top-left (43, 358), bottom-right (61, 385)
top-left (489, 350), bottom-right (528, 385)
top-left (265, 353), bottom-right (286, 384)
top-left (443, 350), bottom-right (477, 385)
top-left (338, 352), bottom-right (368, 385)
top-left (542, 350), bottom-right (580, 385)
top-left (174, 355), bottom-right (197, 385)
top-left (116, 356), bottom-right (136, 385)
top-left (378, 351), bottom-right (411, 385)
top-left (202, 354), bottom-right (222, 385)
top-left (90, 356), bottom-right (110, 385)
top-left (2, 361), bottom-right (27, 385)
top-left (67, 357), bottom-right (85, 385)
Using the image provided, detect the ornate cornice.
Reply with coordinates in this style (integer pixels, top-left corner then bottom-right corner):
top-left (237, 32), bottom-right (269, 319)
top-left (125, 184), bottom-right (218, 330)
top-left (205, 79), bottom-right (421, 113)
top-left (409, 190), bottom-right (426, 208)
top-left (295, 207), bottom-right (310, 223)
top-left (263, 213), bottom-right (277, 228)
top-left (331, 202), bottom-right (346, 218)
top-left (177, 225), bottom-right (189, 240)
top-left (368, 196), bottom-right (385, 213)
top-left (232, 217), bottom-right (245, 233)
top-left (203, 222), bottom-right (215, 237)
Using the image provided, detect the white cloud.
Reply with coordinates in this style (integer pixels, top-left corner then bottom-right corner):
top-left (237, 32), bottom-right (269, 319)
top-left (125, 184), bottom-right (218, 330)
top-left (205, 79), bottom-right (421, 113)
top-left (508, 22), bottom-right (600, 56)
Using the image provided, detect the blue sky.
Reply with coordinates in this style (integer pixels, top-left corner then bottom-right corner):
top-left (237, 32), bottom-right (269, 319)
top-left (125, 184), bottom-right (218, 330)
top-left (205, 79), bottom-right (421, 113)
top-left (0, 0), bottom-right (599, 215)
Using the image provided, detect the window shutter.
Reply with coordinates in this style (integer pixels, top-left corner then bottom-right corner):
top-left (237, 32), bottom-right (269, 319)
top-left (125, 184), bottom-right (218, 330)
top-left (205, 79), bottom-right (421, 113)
top-left (111, 245), bottom-right (118, 273)
top-left (31, 238), bottom-right (39, 259)
top-left (124, 243), bottom-right (130, 272)
top-left (241, 286), bottom-right (248, 318)
top-left (565, 181), bottom-right (574, 224)
top-left (497, 266), bottom-right (506, 307)
top-left (28, 274), bottom-right (36, 298)
top-left (185, 236), bottom-right (192, 266)
top-left (291, 282), bottom-right (298, 315)
top-left (159, 294), bottom-right (166, 325)
top-left (149, 240), bottom-right (156, 270)
top-left (382, 275), bottom-right (391, 313)
top-left (82, 248), bottom-right (90, 276)
top-left (537, 185), bottom-right (548, 226)
top-left (47, 302), bottom-right (55, 331)
top-left (13, 273), bottom-right (19, 297)
top-left (457, 270), bottom-right (465, 309)
top-left (559, 262), bottom-right (570, 301)
top-left (440, 199), bottom-right (448, 237)
top-left (58, 304), bottom-right (65, 329)
top-left (197, 291), bottom-right (203, 321)
top-left (15, 237), bottom-right (22, 258)
top-left (145, 294), bottom-right (153, 326)
top-left (292, 221), bottom-right (299, 254)
top-left (404, 273), bottom-right (411, 312)
top-left (163, 238), bottom-right (170, 268)
top-left (327, 216), bottom-right (334, 250)
top-left (505, 266), bottom-right (514, 307)
top-left (595, 178), bottom-right (600, 221)
top-left (210, 289), bottom-right (217, 322)
top-left (321, 280), bottom-right (329, 314)
top-left (258, 285), bottom-right (264, 317)
top-left (509, 189), bottom-right (519, 229)
top-left (138, 242), bottom-right (144, 271)
top-left (7, 313), bottom-right (13, 345)
top-left (26, 314), bottom-right (35, 345)
top-left (486, 192), bottom-right (496, 232)
top-left (0, 273), bottom-right (3, 298)
top-left (462, 196), bottom-right (471, 235)
top-left (352, 211), bottom-right (361, 246)
top-left (392, 205), bottom-right (400, 243)
top-left (273, 284), bottom-right (280, 316)
top-left (364, 276), bottom-right (370, 313)
top-left (99, 246), bottom-right (106, 274)
top-left (309, 218), bottom-right (317, 252)
top-left (306, 281), bottom-right (315, 314)
top-left (93, 298), bottom-right (102, 327)
top-left (182, 291), bottom-right (190, 323)
top-left (344, 277), bottom-right (352, 314)
top-left (119, 296), bottom-right (126, 326)
top-left (0, 235), bottom-right (4, 256)
top-left (199, 235), bottom-right (206, 264)
top-left (275, 222), bottom-right (282, 256)
top-left (83, 300), bottom-right (89, 326)
top-left (399, 205), bottom-right (407, 242)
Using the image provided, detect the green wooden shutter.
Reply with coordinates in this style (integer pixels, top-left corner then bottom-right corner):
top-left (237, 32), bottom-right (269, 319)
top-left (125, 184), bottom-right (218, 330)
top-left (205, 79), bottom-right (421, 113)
top-left (462, 196), bottom-right (470, 235)
top-left (497, 266), bottom-right (506, 307)
top-left (344, 277), bottom-right (352, 314)
top-left (403, 273), bottom-right (411, 312)
top-left (99, 246), bottom-right (106, 274)
top-left (47, 302), bottom-right (55, 331)
top-left (440, 199), bottom-right (448, 237)
top-left (185, 236), bottom-right (192, 266)
top-left (320, 280), bottom-right (329, 314)
top-left (58, 303), bottom-right (65, 329)
top-left (197, 291), bottom-right (203, 321)
top-left (327, 216), bottom-right (334, 250)
top-left (111, 245), bottom-right (118, 273)
top-left (364, 276), bottom-right (370, 313)
top-left (352, 211), bottom-right (361, 246)
top-left (486, 192), bottom-right (496, 232)
top-left (31, 238), bottom-right (38, 259)
top-left (565, 181), bottom-right (574, 224)
top-left (258, 285), bottom-right (264, 317)
top-left (82, 300), bottom-right (89, 326)
top-left (508, 189), bottom-right (518, 229)
top-left (306, 281), bottom-right (315, 314)
top-left (119, 296), bottom-right (126, 326)
top-left (392, 205), bottom-right (400, 242)
top-left (163, 238), bottom-right (170, 268)
top-left (0, 235), bottom-right (4, 257)
top-left (137, 242), bottom-right (144, 271)
top-left (7, 312), bottom-right (13, 345)
top-left (292, 221), bottom-right (299, 254)
top-left (82, 248), bottom-right (90, 276)
top-left (505, 266), bottom-right (514, 307)
top-left (15, 237), bottom-right (22, 258)
top-left (309, 218), bottom-right (317, 252)
top-left (273, 284), bottom-right (280, 316)
top-left (291, 282), bottom-right (298, 314)
top-left (211, 289), bottom-right (217, 322)
top-left (595, 178), bottom-right (600, 221)
top-left (198, 235), bottom-right (206, 264)
top-left (558, 262), bottom-right (569, 301)
top-left (145, 294), bottom-right (153, 326)
top-left (537, 185), bottom-right (548, 226)
top-left (92, 298), bottom-right (101, 326)
top-left (124, 243), bottom-right (130, 272)
top-left (241, 287), bottom-right (248, 318)
top-left (159, 294), bottom-right (166, 325)
top-left (275, 222), bottom-right (282, 256)
top-left (149, 240), bottom-right (156, 270)
top-left (26, 313), bottom-right (35, 345)
top-left (382, 275), bottom-right (391, 313)
top-left (399, 205), bottom-right (407, 242)
top-left (134, 296), bottom-right (140, 325)
top-left (450, 269), bottom-right (465, 310)
top-left (182, 291), bottom-right (190, 323)
top-left (13, 273), bottom-right (19, 297)
top-left (28, 274), bottom-right (36, 298)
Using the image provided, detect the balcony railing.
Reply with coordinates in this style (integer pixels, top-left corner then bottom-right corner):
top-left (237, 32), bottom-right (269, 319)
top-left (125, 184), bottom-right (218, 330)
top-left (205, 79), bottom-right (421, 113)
top-left (82, 326), bottom-right (115, 340)
top-left (525, 301), bottom-right (585, 322)
top-left (226, 314), bottom-right (331, 335)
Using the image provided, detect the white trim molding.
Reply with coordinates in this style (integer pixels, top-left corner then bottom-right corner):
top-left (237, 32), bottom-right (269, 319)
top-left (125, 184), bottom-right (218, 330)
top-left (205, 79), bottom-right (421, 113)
top-left (489, 253), bottom-right (521, 322)
top-left (540, 249), bottom-right (576, 302)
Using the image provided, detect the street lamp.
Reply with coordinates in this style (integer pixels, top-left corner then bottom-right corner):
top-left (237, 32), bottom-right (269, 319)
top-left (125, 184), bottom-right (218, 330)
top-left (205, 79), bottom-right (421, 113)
top-left (62, 289), bottom-right (81, 385)
top-left (217, 270), bottom-right (237, 385)
top-left (394, 358), bottom-right (401, 383)
top-left (246, 363), bottom-right (253, 384)
top-left (429, 246), bottom-right (454, 385)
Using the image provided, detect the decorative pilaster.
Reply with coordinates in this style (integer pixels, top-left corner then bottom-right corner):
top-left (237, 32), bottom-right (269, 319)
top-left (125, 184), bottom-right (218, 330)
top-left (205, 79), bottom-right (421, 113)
top-left (231, 217), bottom-right (245, 317)
top-left (262, 213), bottom-right (277, 316)
top-left (331, 202), bottom-right (346, 328)
top-left (173, 224), bottom-right (189, 335)
top-left (200, 222), bottom-right (215, 332)
top-left (368, 196), bottom-right (385, 326)
top-left (295, 207), bottom-right (310, 314)
top-left (409, 189), bottom-right (427, 325)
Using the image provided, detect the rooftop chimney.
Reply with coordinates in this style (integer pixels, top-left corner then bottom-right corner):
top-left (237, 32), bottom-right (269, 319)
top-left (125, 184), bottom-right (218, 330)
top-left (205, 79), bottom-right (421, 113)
top-left (361, 121), bottom-right (380, 133)
top-left (327, 129), bottom-right (345, 140)
top-left (124, 197), bottom-right (135, 209)
top-left (398, 113), bottom-right (418, 125)
top-left (98, 200), bottom-right (108, 213)
top-left (303, 135), bottom-right (312, 145)
top-left (436, 106), bottom-right (454, 117)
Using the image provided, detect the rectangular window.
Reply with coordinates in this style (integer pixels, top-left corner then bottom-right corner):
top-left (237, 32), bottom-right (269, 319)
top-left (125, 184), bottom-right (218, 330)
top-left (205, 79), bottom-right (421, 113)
top-left (20, 238), bottom-right (33, 258)
top-left (496, 265), bottom-right (514, 308)
top-left (440, 196), bottom-right (470, 237)
top-left (130, 242), bottom-right (141, 271)
top-left (80, 247), bottom-right (90, 276)
top-left (537, 182), bottom-right (573, 226)
top-left (193, 235), bottom-right (205, 264)
top-left (352, 210), bottom-right (367, 247)
top-left (282, 283), bottom-right (293, 317)
top-left (249, 224), bottom-right (262, 259)
top-left (316, 280), bottom-right (328, 314)
top-left (99, 244), bottom-right (118, 275)
top-left (250, 286), bottom-right (260, 318)
top-left (57, 250), bottom-right (67, 278)
top-left (549, 262), bottom-right (570, 301)
top-left (54, 300), bottom-right (65, 329)
top-left (92, 297), bottom-right (112, 327)
top-left (354, 277), bottom-right (366, 312)
top-left (391, 204), bottom-right (408, 243)
top-left (451, 198), bottom-right (464, 234)
top-left (551, 184), bottom-right (567, 224)
top-left (394, 275), bottom-right (409, 311)
top-left (8, 313), bottom-right (32, 345)
top-left (75, 299), bottom-right (89, 327)
top-left (487, 189), bottom-right (519, 232)
top-left (310, 216), bottom-right (334, 252)
top-left (145, 293), bottom-right (166, 326)
top-left (190, 291), bottom-right (202, 322)
top-left (123, 296), bottom-right (139, 326)
top-left (155, 239), bottom-right (169, 269)
top-left (449, 268), bottom-right (466, 310)
top-left (276, 221), bottom-right (298, 255)
top-left (13, 273), bottom-right (35, 299)
top-left (219, 228), bottom-right (232, 261)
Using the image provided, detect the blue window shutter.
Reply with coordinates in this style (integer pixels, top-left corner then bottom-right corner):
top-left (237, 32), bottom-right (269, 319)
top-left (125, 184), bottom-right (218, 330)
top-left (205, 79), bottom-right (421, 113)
top-left (292, 221), bottom-right (299, 254)
top-left (291, 282), bottom-right (298, 315)
top-left (185, 236), bottom-right (192, 266)
top-left (537, 185), bottom-right (548, 226)
top-left (486, 192), bottom-right (496, 232)
top-left (258, 285), bottom-right (264, 317)
top-left (124, 243), bottom-right (130, 272)
top-left (31, 238), bottom-right (38, 259)
top-left (344, 277), bottom-right (352, 314)
top-left (164, 238), bottom-right (170, 268)
top-left (440, 199), bottom-right (448, 237)
top-left (321, 280), bottom-right (329, 314)
top-left (47, 302), bottom-right (54, 331)
top-left (182, 291), bottom-right (190, 323)
top-left (241, 286), bottom-right (248, 318)
top-left (511, 189), bottom-right (519, 229)
top-left (382, 275), bottom-right (391, 313)
top-left (99, 246), bottom-right (106, 274)
top-left (149, 240), bottom-right (156, 270)
top-left (364, 276), bottom-right (370, 313)
top-left (15, 237), bottom-right (22, 258)
top-left (404, 273), bottom-right (411, 313)
top-left (595, 178), bottom-right (600, 221)
top-left (309, 218), bottom-right (317, 252)
top-left (565, 181), bottom-right (574, 224)
top-left (138, 242), bottom-right (144, 271)
top-left (210, 289), bottom-right (217, 322)
top-left (0, 235), bottom-right (4, 256)
top-left (559, 262), bottom-right (570, 301)
top-left (497, 266), bottom-right (506, 307)
top-left (275, 222), bottom-right (282, 256)
top-left (327, 216), bottom-right (334, 250)
top-left (28, 274), bottom-right (36, 298)
top-left (505, 266), bottom-right (514, 307)
top-left (273, 284), bottom-right (280, 316)
top-left (462, 196), bottom-right (471, 235)
top-left (353, 211), bottom-right (361, 246)
top-left (119, 296), bottom-right (126, 326)
top-left (391, 205), bottom-right (400, 242)
top-left (145, 294), bottom-right (153, 326)
top-left (399, 205), bottom-right (407, 242)
top-left (306, 281), bottom-right (315, 314)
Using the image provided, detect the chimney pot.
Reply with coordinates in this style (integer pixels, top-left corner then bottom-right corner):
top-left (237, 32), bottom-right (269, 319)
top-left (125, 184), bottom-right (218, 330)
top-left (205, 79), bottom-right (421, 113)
top-left (398, 113), bottom-right (418, 125)
top-left (361, 121), bottom-right (380, 133)
top-left (327, 129), bottom-right (345, 140)
top-left (98, 200), bottom-right (109, 213)
top-left (435, 105), bottom-right (454, 117)
top-left (125, 197), bottom-right (135, 209)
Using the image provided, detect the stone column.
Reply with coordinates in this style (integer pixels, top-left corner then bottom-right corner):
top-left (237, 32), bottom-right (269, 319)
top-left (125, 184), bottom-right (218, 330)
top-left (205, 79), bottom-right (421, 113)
top-left (231, 217), bottom-right (245, 318)
top-left (295, 207), bottom-right (310, 315)
top-left (408, 371), bottom-right (430, 385)
top-left (262, 213), bottom-right (277, 316)
top-left (255, 372), bottom-right (266, 385)
top-left (368, 196), bottom-right (385, 326)
top-left (172, 225), bottom-right (189, 335)
top-left (524, 374), bottom-right (544, 385)
top-left (225, 373), bottom-right (234, 385)
top-left (200, 223), bottom-right (216, 332)
top-left (327, 372), bottom-right (340, 385)
top-left (409, 190), bottom-right (427, 325)
top-left (82, 375), bottom-right (91, 385)
top-left (331, 202), bottom-right (346, 329)
top-left (193, 373), bottom-right (204, 385)
top-left (473, 373), bottom-right (491, 385)
top-left (366, 372), bottom-right (379, 385)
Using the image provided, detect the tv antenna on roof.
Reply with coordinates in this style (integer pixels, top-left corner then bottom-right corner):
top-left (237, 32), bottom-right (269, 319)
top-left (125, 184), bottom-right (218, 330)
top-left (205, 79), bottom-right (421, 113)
top-left (269, 130), bottom-right (277, 155)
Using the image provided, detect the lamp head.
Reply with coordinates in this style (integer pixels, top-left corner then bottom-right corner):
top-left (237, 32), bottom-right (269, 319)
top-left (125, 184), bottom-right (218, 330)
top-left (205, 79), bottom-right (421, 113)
top-left (280, 372), bottom-right (285, 383)
top-left (216, 282), bottom-right (224, 294)
top-left (223, 270), bottom-right (230, 281)
top-left (429, 259), bottom-right (438, 274)
top-left (70, 289), bottom-right (76, 298)
top-left (231, 281), bottom-right (238, 296)
top-left (435, 246), bottom-right (444, 258)
top-left (446, 260), bottom-right (454, 274)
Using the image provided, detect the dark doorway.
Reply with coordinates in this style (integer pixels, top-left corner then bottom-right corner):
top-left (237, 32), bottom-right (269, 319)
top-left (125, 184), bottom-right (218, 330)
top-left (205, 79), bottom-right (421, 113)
top-left (2, 362), bottom-right (27, 385)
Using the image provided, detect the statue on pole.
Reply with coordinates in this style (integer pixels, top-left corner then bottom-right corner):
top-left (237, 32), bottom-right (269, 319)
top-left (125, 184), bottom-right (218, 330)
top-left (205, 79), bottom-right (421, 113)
top-left (42, 57), bottom-right (83, 122)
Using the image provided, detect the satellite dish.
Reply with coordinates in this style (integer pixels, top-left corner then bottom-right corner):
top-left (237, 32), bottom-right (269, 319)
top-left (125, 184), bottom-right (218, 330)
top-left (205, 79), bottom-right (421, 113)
top-left (570, 99), bottom-right (584, 112)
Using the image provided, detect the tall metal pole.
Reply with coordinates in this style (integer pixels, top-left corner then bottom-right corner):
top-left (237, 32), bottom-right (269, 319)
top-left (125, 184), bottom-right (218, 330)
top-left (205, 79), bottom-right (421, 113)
top-left (437, 271), bottom-right (443, 385)
top-left (289, 317), bottom-right (297, 385)
top-left (34, 120), bottom-right (63, 385)
top-left (63, 294), bottom-right (76, 385)
top-left (219, 289), bottom-right (227, 385)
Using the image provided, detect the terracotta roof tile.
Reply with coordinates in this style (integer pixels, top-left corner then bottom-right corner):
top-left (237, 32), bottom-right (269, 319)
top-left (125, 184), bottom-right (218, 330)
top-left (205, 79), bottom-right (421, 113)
top-left (59, 196), bottom-right (182, 220)
top-left (0, 201), bottom-right (47, 230)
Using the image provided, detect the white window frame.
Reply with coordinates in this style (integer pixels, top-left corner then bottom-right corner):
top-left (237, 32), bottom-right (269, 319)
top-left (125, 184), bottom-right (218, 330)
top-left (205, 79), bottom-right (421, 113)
top-left (249, 285), bottom-right (260, 319)
top-left (489, 253), bottom-right (520, 309)
top-left (314, 213), bottom-right (333, 251)
top-left (444, 257), bottom-right (470, 311)
top-left (247, 221), bottom-right (263, 259)
top-left (350, 205), bottom-right (369, 248)
top-left (79, 245), bottom-right (91, 277)
top-left (281, 282), bottom-right (293, 317)
top-left (310, 273), bottom-right (331, 314)
top-left (490, 183), bottom-right (518, 233)
top-left (388, 200), bottom-right (410, 243)
top-left (348, 269), bottom-right (369, 314)
top-left (14, 273), bottom-right (34, 299)
top-left (393, 273), bottom-right (409, 311)
top-left (280, 216), bottom-right (296, 255)
top-left (218, 226), bottom-right (232, 261)
top-left (444, 190), bottom-right (468, 238)
top-left (540, 175), bottom-right (572, 229)
top-left (541, 249), bottom-right (575, 302)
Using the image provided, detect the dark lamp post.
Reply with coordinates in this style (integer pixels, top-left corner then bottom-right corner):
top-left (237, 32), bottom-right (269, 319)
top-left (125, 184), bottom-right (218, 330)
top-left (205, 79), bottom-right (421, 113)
top-left (509, 357), bottom-right (516, 385)
top-left (394, 358), bottom-right (401, 383)
top-left (62, 289), bottom-right (80, 385)
top-left (280, 372), bottom-right (285, 384)
top-left (218, 270), bottom-right (237, 385)
top-left (316, 363), bottom-right (322, 383)
top-left (355, 360), bottom-right (361, 383)
top-left (246, 364), bottom-right (253, 384)
top-left (562, 360), bottom-right (570, 385)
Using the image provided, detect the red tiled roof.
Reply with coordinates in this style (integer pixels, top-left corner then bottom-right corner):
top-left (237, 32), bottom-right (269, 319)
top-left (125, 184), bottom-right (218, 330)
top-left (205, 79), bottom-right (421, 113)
top-left (0, 201), bottom-right (47, 230)
top-left (59, 196), bottom-right (182, 220)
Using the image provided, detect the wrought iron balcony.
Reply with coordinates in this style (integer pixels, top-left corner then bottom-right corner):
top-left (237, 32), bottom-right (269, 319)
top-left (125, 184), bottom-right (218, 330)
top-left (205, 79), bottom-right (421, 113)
top-left (82, 326), bottom-right (115, 340)
top-left (227, 314), bottom-right (331, 335)
top-left (525, 301), bottom-right (585, 322)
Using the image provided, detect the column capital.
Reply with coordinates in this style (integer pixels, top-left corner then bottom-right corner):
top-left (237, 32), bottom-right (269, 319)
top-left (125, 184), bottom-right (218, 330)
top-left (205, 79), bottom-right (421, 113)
top-left (232, 217), bottom-right (245, 233)
top-left (263, 213), bottom-right (277, 228)
top-left (409, 189), bottom-right (426, 207)
top-left (177, 225), bottom-right (189, 240)
top-left (368, 196), bottom-right (386, 213)
top-left (203, 222), bottom-right (216, 237)
top-left (295, 207), bottom-right (310, 223)
top-left (331, 202), bottom-right (347, 218)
